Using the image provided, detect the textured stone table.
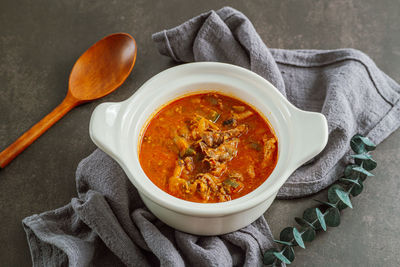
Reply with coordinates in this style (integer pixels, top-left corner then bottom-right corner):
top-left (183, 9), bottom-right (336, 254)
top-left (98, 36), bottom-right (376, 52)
top-left (1, 1), bottom-right (399, 266)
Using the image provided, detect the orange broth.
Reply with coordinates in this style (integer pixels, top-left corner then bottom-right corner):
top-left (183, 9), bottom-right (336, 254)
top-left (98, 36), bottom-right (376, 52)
top-left (139, 93), bottom-right (278, 203)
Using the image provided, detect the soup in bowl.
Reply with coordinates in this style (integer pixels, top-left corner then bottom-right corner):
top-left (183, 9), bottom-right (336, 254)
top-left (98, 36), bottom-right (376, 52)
top-left (139, 93), bottom-right (278, 203)
top-left (89, 62), bottom-right (328, 235)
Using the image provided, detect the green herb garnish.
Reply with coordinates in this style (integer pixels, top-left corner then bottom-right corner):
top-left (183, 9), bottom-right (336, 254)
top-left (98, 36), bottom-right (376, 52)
top-left (223, 178), bottom-right (239, 188)
top-left (249, 142), bottom-right (262, 151)
top-left (184, 147), bottom-right (196, 157)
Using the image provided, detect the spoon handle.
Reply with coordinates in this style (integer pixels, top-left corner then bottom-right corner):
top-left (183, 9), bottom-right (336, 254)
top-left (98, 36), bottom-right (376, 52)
top-left (0, 96), bottom-right (78, 168)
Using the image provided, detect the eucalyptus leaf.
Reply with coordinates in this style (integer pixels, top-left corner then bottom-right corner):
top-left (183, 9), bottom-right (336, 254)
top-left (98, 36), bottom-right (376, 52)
top-left (295, 217), bottom-right (315, 229)
top-left (351, 135), bottom-right (376, 153)
top-left (282, 245), bottom-right (295, 262)
top-left (263, 248), bottom-right (278, 265)
top-left (350, 154), bottom-right (372, 160)
top-left (352, 166), bottom-right (374, 177)
top-left (274, 239), bottom-right (293, 246)
top-left (339, 177), bottom-right (360, 186)
top-left (273, 252), bottom-right (291, 264)
top-left (316, 208), bottom-right (327, 231)
top-left (325, 207), bottom-right (341, 227)
top-left (295, 217), bottom-right (307, 227)
top-left (301, 227), bottom-right (316, 242)
top-left (359, 136), bottom-right (376, 151)
top-left (314, 199), bottom-right (337, 208)
top-left (350, 135), bottom-right (367, 153)
top-left (293, 227), bottom-right (305, 249)
top-left (328, 185), bottom-right (348, 210)
top-left (303, 208), bottom-right (322, 230)
top-left (344, 164), bottom-right (360, 179)
top-left (335, 188), bottom-right (353, 208)
top-left (280, 227), bottom-right (294, 242)
top-left (350, 179), bottom-right (364, 196)
top-left (355, 158), bottom-right (377, 171)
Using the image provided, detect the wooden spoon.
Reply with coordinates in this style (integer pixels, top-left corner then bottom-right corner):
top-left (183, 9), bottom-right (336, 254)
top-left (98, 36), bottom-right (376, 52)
top-left (0, 33), bottom-right (137, 168)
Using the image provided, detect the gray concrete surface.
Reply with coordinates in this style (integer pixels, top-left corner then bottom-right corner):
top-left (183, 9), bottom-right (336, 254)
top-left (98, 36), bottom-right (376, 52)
top-left (0, 0), bottom-right (399, 266)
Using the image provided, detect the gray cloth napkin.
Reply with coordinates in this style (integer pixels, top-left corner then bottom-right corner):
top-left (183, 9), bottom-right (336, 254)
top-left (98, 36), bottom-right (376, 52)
top-left (23, 6), bottom-right (400, 267)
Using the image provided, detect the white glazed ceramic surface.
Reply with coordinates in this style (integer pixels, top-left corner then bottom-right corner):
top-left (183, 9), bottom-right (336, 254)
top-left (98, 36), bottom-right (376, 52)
top-left (89, 62), bottom-right (328, 235)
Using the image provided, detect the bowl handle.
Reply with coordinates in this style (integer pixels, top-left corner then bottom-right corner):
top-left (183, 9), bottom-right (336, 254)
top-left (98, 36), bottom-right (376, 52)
top-left (89, 102), bottom-right (121, 157)
top-left (290, 108), bottom-right (328, 168)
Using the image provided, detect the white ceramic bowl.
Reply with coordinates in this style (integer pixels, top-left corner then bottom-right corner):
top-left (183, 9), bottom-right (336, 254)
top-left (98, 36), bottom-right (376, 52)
top-left (89, 62), bottom-right (328, 235)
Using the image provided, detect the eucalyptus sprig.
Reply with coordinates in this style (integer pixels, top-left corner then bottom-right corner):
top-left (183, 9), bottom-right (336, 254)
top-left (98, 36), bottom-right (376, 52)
top-left (263, 134), bottom-right (377, 266)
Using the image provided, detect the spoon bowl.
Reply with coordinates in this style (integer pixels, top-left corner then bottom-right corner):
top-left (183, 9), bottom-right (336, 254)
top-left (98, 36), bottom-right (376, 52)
top-left (0, 33), bottom-right (137, 168)
top-left (69, 33), bottom-right (136, 102)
